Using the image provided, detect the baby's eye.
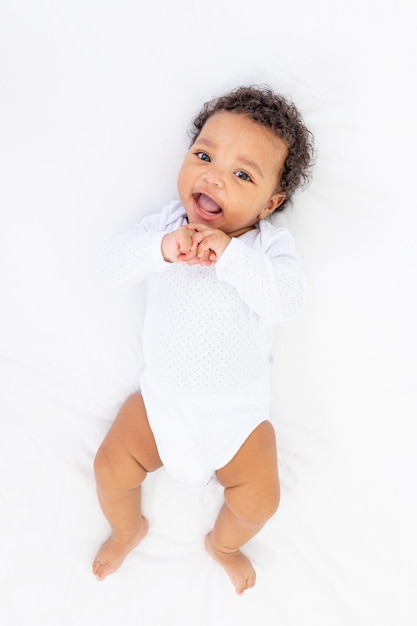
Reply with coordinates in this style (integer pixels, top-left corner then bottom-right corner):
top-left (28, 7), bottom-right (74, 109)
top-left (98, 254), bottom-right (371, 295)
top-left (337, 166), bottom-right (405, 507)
top-left (235, 170), bottom-right (252, 182)
top-left (196, 151), bottom-right (210, 162)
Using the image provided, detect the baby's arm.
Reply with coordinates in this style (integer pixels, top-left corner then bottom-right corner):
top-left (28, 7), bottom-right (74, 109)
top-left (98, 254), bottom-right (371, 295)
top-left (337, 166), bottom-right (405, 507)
top-left (103, 201), bottom-right (200, 285)
top-left (103, 208), bottom-right (177, 285)
top-left (215, 230), bottom-right (307, 324)
top-left (103, 228), bottom-right (168, 285)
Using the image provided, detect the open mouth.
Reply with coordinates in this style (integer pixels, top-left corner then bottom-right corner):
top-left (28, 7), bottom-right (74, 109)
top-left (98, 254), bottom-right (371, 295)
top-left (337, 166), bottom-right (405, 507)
top-left (193, 193), bottom-right (223, 219)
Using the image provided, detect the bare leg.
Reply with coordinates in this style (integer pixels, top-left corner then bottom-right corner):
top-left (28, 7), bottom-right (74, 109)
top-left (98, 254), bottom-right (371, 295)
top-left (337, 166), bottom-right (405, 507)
top-left (207, 421), bottom-right (280, 595)
top-left (92, 393), bottom-right (162, 580)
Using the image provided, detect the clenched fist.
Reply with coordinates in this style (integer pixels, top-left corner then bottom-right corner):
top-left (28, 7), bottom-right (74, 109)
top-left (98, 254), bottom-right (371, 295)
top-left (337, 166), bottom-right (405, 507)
top-left (161, 224), bottom-right (231, 266)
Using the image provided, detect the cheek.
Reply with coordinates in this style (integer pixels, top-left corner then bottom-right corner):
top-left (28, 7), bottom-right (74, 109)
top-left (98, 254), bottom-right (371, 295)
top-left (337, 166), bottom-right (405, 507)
top-left (177, 162), bottom-right (192, 189)
top-left (176, 166), bottom-right (186, 194)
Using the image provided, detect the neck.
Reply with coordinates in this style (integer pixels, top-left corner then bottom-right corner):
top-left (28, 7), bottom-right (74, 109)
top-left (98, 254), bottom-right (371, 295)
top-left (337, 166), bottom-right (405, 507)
top-left (228, 225), bottom-right (256, 238)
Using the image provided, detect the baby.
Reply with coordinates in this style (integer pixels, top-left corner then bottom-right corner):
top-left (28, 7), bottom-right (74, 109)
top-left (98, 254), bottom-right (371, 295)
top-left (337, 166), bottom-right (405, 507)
top-left (93, 85), bottom-right (314, 595)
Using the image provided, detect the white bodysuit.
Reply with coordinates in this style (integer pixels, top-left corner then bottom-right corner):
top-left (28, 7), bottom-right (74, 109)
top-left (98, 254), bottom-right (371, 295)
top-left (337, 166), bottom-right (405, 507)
top-left (105, 201), bottom-right (306, 488)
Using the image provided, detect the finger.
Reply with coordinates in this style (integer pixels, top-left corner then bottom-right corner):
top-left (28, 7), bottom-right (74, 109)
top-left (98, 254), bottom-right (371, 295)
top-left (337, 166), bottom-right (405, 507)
top-left (177, 231), bottom-right (194, 255)
top-left (177, 248), bottom-right (198, 262)
top-left (184, 222), bottom-right (208, 232)
top-left (187, 255), bottom-right (214, 267)
top-left (196, 236), bottom-right (213, 258)
top-left (198, 247), bottom-right (212, 264)
top-left (185, 245), bottom-right (212, 266)
top-left (184, 228), bottom-right (210, 251)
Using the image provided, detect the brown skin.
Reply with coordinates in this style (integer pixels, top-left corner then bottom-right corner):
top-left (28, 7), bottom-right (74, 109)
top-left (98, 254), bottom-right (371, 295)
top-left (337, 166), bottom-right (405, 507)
top-left (93, 394), bottom-right (280, 595)
top-left (163, 111), bottom-right (287, 266)
top-left (93, 111), bottom-right (287, 594)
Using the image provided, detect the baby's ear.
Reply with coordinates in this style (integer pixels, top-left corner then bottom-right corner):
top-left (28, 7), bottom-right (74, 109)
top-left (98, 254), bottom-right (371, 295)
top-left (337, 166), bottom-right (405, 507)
top-left (258, 193), bottom-right (286, 219)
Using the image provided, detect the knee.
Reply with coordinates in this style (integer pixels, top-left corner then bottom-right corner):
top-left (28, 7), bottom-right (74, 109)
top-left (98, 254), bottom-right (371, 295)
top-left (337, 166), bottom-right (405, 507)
top-left (94, 440), bottom-right (147, 492)
top-left (229, 485), bottom-right (280, 528)
top-left (93, 444), bottom-right (136, 492)
top-left (93, 445), bottom-right (116, 489)
top-left (250, 489), bottom-right (280, 526)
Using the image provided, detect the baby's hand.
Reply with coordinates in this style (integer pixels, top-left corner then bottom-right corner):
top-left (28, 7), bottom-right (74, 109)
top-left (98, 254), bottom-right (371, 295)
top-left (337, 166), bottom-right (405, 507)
top-left (161, 224), bottom-right (231, 266)
top-left (185, 224), bottom-right (231, 264)
top-left (161, 228), bottom-right (197, 263)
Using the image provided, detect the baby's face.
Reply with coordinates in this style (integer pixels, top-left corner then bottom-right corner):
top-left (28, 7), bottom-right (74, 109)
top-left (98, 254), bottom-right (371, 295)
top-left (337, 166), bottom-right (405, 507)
top-left (177, 111), bottom-right (288, 235)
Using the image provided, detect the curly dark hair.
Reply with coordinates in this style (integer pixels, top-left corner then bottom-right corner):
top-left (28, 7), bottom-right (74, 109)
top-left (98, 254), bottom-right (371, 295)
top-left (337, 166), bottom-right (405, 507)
top-left (189, 85), bottom-right (315, 210)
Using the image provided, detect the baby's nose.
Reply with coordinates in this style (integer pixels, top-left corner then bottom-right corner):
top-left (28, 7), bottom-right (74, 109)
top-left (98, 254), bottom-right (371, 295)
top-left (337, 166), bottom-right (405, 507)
top-left (202, 168), bottom-right (224, 188)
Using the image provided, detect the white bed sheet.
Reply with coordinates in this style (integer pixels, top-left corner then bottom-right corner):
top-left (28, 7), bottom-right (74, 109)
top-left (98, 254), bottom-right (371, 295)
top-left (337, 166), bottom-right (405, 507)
top-left (1, 1), bottom-right (416, 624)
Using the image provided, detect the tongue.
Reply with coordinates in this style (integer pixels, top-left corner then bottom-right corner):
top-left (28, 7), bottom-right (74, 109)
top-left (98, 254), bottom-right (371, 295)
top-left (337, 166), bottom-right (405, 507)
top-left (199, 194), bottom-right (221, 214)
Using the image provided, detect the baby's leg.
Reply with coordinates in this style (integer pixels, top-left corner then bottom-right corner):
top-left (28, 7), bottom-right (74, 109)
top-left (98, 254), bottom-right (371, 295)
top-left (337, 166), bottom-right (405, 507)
top-left (92, 392), bottom-right (162, 580)
top-left (207, 421), bottom-right (280, 595)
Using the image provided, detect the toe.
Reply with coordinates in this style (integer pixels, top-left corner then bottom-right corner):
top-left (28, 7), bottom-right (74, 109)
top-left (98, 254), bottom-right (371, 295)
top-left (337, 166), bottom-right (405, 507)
top-left (93, 559), bottom-right (112, 581)
top-left (235, 579), bottom-right (247, 595)
top-left (93, 561), bottom-right (105, 580)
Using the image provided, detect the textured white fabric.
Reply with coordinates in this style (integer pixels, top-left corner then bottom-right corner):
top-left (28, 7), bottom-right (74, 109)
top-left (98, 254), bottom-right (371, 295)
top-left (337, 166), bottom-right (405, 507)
top-left (2, 3), bottom-right (416, 624)
top-left (105, 201), bottom-right (306, 486)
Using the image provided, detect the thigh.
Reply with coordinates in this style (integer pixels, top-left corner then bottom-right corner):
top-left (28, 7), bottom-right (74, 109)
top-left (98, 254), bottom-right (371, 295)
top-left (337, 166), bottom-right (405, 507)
top-left (99, 392), bottom-right (162, 473)
top-left (216, 421), bottom-right (280, 510)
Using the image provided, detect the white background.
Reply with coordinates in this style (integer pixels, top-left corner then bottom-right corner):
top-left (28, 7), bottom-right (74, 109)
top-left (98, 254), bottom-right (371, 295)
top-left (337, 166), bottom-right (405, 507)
top-left (1, 1), bottom-right (416, 625)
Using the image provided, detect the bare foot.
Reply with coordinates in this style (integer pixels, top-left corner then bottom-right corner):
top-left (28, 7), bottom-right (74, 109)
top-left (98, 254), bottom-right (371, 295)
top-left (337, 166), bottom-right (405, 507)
top-left (204, 533), bottom-right (256, 595)
top-left (92, 517), bottom-right (149, 580)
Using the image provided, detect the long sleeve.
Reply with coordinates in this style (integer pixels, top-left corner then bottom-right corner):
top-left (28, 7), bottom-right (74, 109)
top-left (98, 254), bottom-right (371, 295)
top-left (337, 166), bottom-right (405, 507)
top-left (102, 201), bottom-right (306, 323)
top-left (102, 201), bottom-right (187, 285)
top-left (215, 225), bottom-right (307, 324)
top-left (103, 228), bottom-right (169, 285)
